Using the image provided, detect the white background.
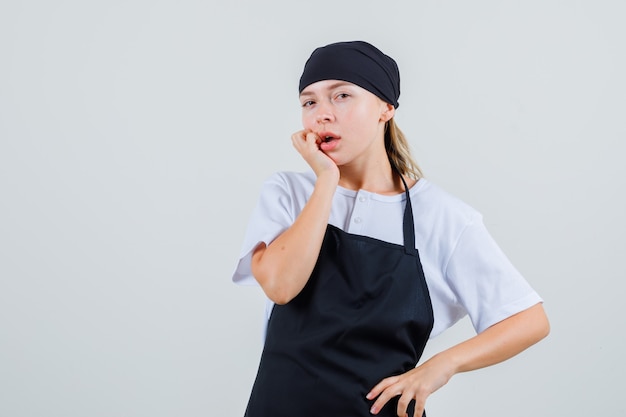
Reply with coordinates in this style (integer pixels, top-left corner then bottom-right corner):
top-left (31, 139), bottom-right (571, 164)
top-left (1, 1), bottom-right (624, 416)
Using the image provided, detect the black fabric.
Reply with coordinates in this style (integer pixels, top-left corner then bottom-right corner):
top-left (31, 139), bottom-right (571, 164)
top-left (298, 41), bottom-right (401, 108)
top-left (244, 177), bottom-right (433, 417)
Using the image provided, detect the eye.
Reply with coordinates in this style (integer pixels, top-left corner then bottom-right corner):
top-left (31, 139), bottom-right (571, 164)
top-left (335, 93), bottom-right (350, 100)
top-left (301, 100), bottom-right (315, 108)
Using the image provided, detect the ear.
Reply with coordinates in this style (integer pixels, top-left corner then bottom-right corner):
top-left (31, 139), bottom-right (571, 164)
top-left (380, 103), bottom-right (395, 122)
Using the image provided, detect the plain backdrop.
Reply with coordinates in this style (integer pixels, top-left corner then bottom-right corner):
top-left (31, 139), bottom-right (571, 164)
top-left (1, 1), bottom-right (624, 416)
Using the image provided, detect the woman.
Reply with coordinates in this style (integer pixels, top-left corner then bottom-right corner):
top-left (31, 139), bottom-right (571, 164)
top-left (232, 41), bottom-right (549, 417)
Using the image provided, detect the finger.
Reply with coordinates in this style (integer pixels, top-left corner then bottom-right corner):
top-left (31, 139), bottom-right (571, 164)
top-left (292, 131), bottom-right (317, 156)
top-left (305, 131), bottom-right (321, 148)
top-left (396, 391), bottom-right (414, 417)
top-left (369, 385), bottom-right (402, 415)
top-left (367, 376), bottom-right (399, 400)
top-left (413, 403), bottom-right (425, 417)
top-left (411, 392), bottom-right (427, 417)
top-left (291, 130), bottom-right (305, 149)
top-left (291, 129), bottom-right (308, 140)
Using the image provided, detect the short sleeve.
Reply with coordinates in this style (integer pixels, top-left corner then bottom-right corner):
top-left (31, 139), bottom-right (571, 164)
top-left (444, 217), bottom-right (543, 333)
top-left (232, 173), bottom-right (295, 286)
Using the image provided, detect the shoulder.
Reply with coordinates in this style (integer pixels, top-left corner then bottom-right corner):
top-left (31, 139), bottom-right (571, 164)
top-left (253, 170), bottom-right (318, 217)
top-left (411, 179), bottom-right (482, 229)
top-left (261, 170), bottom-right (316, 194)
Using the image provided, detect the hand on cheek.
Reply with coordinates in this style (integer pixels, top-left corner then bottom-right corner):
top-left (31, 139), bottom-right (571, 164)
top-left (291, 129), bottom-right (339, 179)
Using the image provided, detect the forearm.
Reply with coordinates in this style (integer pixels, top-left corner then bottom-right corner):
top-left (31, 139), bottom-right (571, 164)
top-left (432, 303), bottom-right (550, 377)
top-left (251, 171), bottom-right (338, 304)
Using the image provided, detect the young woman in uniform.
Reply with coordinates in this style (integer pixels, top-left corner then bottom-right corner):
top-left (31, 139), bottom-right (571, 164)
top-left (232, 41), bottom-right (550, 417)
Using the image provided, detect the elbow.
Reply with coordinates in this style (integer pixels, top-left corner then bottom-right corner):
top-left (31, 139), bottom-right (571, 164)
top-left (500, 303), bottom-right (551, 348)
top-left (260, 279), bottom-right (297, 305)
top-left (251, 243), bottom-right (299, 305)
top-left (537, 310), bottom-right (551, 341)
top-left (269, 292), bottom-right (295, 306)
top-left (252, 268), bottom-right (297, 305)
top-left (528, 303), bottom-right (551, 345)
top-left (251, 253), bottom-right (300, 304)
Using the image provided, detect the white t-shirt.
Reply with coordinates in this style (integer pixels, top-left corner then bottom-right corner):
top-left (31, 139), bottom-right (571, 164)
top-left (232, 170), bottom-right (542, 338)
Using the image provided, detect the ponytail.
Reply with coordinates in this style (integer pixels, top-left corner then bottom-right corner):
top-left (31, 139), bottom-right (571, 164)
top-left (385, 118), bottom-right (423, 180)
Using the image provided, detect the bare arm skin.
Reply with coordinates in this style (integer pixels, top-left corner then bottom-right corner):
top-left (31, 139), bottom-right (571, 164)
top-left (251, 130), bottom-right (339, 305)
top-left (367, 303), bottom-right (550, 417)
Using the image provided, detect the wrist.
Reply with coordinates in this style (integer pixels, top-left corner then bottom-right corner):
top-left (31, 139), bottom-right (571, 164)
top-left (316, 168), bottom-right (340, 185)
top-left (430, 351), bottom-right (461, 381)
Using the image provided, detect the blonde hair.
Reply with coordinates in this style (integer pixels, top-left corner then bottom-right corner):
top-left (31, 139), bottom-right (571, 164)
top-left (385, 117), bottom-right (423, 180)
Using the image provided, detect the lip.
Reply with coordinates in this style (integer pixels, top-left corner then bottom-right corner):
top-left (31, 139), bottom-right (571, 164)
top-left (317, 131), bottom-right (341, 152)
top-left (317, 131), bottom-right (340, 143)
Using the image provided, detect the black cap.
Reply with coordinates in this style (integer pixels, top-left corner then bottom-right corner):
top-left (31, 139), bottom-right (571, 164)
top-left (299, 41), bottom-right (401, 108)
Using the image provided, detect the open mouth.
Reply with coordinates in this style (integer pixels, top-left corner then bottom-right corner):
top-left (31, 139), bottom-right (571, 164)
top-left (318, 132), bottom-right (340, 151)
top-left (319, 131), bottom-right (339, 143)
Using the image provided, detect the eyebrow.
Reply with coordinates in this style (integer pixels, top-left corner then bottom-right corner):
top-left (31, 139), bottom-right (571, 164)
top-left (299, 81), bottom-right (354, 97)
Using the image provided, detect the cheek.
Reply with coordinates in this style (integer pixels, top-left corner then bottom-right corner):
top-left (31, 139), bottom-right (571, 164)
top-left (350, 106), bottom-right (380, 131)
top-left (301, 117), bottom-right (311, 129)
top-left (301, 113), bottom-right (315, 130)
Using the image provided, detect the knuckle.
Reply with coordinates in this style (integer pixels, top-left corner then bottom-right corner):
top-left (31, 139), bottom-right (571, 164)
top-left (397, 397), bottom-right (409, 409)
top-left (385, 375), bottom-right (399, 384)
top-left (416, 386), bottom-right (429, 397)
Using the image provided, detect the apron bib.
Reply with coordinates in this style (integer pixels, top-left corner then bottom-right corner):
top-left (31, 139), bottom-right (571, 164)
top-left (245, 177), bottom-right (434, 416)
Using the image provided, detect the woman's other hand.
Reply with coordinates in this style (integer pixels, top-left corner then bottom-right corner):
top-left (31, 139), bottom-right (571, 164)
top-left (367, 303), bottom-right (549, 416)
top-left (366, 354), bottom-right (453, 417)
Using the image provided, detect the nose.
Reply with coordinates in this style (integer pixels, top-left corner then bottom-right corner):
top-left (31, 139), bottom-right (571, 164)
top-left (315, 102), bottom-right (334, 124)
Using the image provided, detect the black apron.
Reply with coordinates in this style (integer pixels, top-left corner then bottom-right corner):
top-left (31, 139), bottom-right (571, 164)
top-left (245, 176), bottom-right (434, 416)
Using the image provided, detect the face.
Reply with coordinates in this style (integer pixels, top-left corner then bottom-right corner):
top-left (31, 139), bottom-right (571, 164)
top-left (299, 80), bottom-right (394, 167)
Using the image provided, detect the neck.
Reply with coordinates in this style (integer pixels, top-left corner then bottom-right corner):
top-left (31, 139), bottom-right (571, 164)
top-left (338, 160), bottom-right (410, 195)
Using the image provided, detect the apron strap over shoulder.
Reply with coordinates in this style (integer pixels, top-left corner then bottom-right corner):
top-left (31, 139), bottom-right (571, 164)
top-left (398, 173), bottom-right (417, 256)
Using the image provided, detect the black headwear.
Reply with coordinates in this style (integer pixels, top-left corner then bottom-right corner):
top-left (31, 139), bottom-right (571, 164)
top-left (298, 41), bottom-right (401, 108)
